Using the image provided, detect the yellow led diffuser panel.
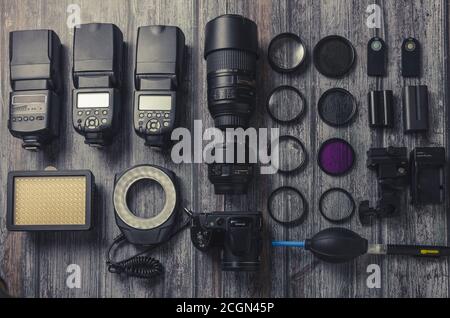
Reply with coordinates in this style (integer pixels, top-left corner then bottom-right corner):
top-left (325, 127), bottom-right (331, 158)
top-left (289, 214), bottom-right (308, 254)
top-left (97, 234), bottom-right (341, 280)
top-left (14, 176), bottom-right (87, 226)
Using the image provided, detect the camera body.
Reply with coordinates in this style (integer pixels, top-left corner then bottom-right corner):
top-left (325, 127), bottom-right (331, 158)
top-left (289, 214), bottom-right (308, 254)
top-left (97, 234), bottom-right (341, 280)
top-left (133, 26), bottom-right (185, 149)
top-left (191, 211), bottom-right (262, 271)
top-left (8, 29), bottom-right (62, 151)
top-left (72, 23), bottom-right (124, 147)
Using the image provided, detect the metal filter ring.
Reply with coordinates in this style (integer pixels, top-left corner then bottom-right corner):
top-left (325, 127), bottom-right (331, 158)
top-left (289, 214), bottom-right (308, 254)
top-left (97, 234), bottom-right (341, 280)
top-left (319, 188), bottom-right (356, 224)
top-left (268, 186), bottom-right (308, 226)
top-left (266, 85), bottom-right (307, 124)
top-left (113, 165), bottom-right (177, 230)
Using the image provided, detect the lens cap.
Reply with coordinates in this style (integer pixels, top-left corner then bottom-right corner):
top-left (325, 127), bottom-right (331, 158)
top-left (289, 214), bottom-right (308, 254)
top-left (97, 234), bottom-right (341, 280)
top-left (267, 86), bottom-right (306, 124)
top-left (313, 36), bottom-right (356, 78)
top-left (268, 33), bottom-right (307, 73)
top-left (318, 88), bottom-right (357, 127)
top-left (318, 138), bottom-right (355, 176)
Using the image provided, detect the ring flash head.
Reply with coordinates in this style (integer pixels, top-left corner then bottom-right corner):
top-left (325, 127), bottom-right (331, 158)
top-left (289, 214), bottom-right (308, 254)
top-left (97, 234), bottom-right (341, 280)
top-left (134, 26), bottom-right (186, 149)
top-left (8, 30), bottom-right (62, 151)
top-left (113, 165), bottom-right (180, 246)
top-left (72, 23), bottom-right (124, 147)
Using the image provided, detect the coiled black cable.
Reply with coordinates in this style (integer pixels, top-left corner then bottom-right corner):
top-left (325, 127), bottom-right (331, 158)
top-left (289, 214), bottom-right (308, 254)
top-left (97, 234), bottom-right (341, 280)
top-left (107, 235), bottom-right (164, 279)
top-left (106, 211), bottom-right (192, 280)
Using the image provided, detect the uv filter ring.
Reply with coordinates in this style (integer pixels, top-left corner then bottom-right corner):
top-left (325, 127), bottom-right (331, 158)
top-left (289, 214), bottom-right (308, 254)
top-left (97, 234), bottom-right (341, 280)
top-left (268, 186), bottom-right (308, 226)
top-left (267, 86), bottom-right (306, 124)
top-left (319, 188), bottom-right (356, 224)
top-left (276, 135), bottom-right (308, 175)
top-left (268, 33), bottom-right (308, 73)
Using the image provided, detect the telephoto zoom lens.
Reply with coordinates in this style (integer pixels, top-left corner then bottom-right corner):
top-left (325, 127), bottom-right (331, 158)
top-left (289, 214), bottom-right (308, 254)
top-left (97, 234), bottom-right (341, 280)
top-left (204, 14), bottom-right (259, 129)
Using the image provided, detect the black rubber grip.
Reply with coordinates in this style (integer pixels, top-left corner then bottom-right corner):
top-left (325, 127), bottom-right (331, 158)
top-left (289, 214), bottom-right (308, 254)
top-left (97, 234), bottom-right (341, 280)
top-left (207, 50), bottom-right (256, 74)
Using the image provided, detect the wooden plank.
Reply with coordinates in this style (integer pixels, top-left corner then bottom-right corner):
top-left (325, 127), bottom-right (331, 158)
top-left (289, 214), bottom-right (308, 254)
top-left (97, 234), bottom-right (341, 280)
top-left (380, 0), bottom-right (449, 298)
top-left (192, 0), bottom-right (227, 299)
top-left (33, 0), bottom-right (132, 298)
top-left (0, 0), bottom-right (449, 298)
top-left (0, 0), bottom-right (47, 298)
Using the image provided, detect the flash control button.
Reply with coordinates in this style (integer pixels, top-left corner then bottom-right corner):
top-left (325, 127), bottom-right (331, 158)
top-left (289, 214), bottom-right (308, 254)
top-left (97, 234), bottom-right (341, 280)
top-left (147, 119), bottom-right (161, 132)
top-left (85, 116), bottom-right (99, 129)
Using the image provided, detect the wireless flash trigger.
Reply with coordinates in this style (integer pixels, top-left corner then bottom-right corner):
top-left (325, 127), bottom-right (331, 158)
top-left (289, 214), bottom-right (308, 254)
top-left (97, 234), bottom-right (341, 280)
top-left (367, 37), bottom-right (387, 77)
top-left (134, 26), bottom-right (186, 149)
top-left (9, 30), bottom-right (62, 151)
top-left (72, 23), bottom-right (124, 147)
top-left (402, 38), bottom-right (421, 78)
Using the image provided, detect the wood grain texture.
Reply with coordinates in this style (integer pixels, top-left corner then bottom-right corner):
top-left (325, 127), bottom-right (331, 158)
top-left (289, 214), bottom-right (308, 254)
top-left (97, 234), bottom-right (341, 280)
top-left (0, 0), bottom-right (448, 298)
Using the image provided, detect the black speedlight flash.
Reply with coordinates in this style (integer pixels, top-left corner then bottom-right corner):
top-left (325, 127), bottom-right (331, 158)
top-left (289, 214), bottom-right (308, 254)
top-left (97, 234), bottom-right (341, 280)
top-left (72, 23), bottom-right (124, 147)
top-left (134, 26), bottom-right (186, 149)
top-left (8, 30), bottom-right (62, 151)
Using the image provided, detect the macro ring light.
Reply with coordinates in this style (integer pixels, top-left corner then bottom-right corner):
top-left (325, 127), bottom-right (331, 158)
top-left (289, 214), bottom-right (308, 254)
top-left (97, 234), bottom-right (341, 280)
top-left (113, 165), bottom-right (178, 231)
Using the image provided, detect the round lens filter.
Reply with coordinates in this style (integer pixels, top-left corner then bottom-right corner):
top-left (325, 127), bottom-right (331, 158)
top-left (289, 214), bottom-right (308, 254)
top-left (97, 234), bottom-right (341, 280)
top-left (318, 138), bottom-right (355, 176)
top-left (319, 188), bottom-right (356, 224)
top-left (313, 35), bottom-right (356, 78)
top-left (268, 186), bottom-right (308, 226)
top-left (267, 86), bottom-right (306, 124)
top-left (318, 88), bottom-right (357, 127)
top-left (268, 33), bottom-right (308, 73)
top-left (276, 136), bottom-right (308, 174)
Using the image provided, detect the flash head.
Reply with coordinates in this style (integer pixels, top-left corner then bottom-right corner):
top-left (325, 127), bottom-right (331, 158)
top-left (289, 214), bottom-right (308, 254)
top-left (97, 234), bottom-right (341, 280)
top-left (113, 165), bottom-right (180, 246)
top-left (134, 25), bottom-right (186, 149)
top-left (72, 23), bottom-right (124, 147)
top-left (8, 29), bottom-right (62, 151)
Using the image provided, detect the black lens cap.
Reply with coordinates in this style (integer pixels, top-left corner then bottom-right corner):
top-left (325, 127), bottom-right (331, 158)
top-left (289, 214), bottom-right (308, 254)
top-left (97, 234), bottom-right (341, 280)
top-left (313, 35), bottom-right (356, 78)
top-left (268, 33), bottom-right (308, 73)
top-left (318, 88), bottom-right (357, 127)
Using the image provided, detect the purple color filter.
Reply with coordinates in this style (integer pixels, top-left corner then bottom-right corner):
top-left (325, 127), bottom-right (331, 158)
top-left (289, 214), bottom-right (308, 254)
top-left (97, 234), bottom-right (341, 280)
top-left (318, 139), bottom-right (355, 176)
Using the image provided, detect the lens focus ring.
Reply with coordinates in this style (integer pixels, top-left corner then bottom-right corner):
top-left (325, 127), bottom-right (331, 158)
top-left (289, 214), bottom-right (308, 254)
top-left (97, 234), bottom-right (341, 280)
top-left (206, 50), bottom-right (256, 74)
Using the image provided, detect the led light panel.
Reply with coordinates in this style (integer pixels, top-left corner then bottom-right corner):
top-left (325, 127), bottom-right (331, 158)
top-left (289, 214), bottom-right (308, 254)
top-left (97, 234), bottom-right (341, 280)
top-left (7, 171), bottom-right (94, 231)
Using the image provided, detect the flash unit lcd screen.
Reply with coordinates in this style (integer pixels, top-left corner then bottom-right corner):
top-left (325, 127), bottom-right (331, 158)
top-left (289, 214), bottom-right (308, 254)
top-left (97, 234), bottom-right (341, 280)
top-left (7, 170), bottom-right (95, 231)
top-left (77, 92), bottom-right (110, 108)
top-left (138, 95), bottom-right (172, 111)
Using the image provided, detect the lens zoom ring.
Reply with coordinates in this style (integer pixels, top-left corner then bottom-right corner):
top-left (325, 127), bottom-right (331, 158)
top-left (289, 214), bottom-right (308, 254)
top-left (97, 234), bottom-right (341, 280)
top-left (207, 50), bottom-right (256, 73)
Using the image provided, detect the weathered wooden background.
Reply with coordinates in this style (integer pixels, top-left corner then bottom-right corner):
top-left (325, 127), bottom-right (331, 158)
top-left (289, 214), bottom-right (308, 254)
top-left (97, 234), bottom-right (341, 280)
top-left (0, 0), bottom-right (449, 298)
